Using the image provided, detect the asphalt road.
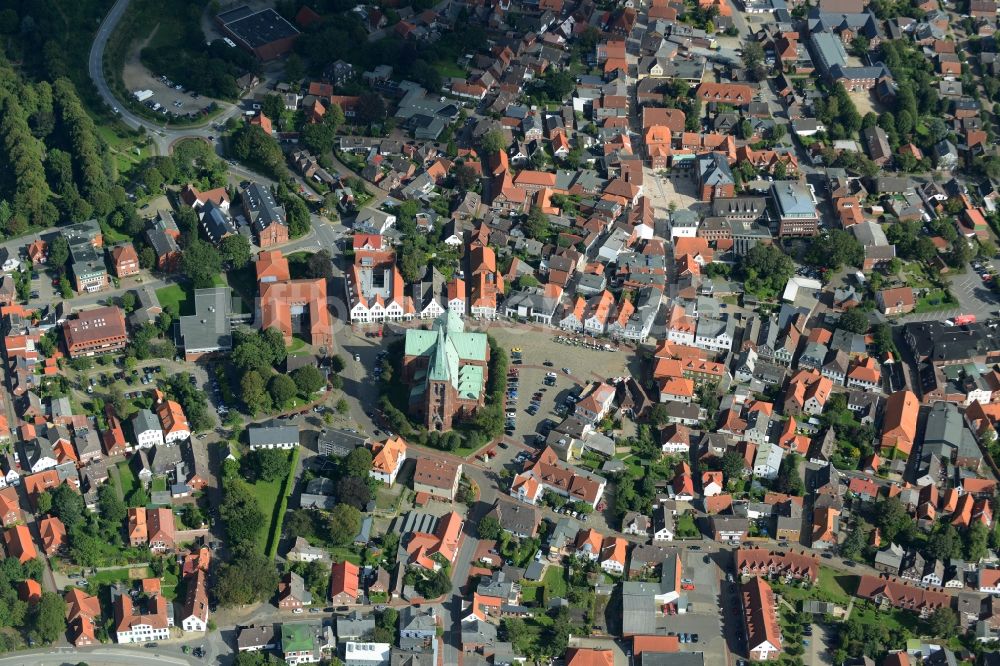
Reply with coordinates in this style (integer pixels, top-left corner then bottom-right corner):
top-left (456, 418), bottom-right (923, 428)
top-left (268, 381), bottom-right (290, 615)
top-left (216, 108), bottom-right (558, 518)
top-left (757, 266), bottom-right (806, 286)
top-left (0, 647), bottom-right (195, 666)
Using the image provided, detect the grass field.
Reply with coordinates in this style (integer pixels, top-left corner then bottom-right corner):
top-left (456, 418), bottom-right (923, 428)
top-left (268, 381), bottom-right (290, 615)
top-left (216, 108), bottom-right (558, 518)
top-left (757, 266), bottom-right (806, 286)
top-left (157, 276), bottom-right (226, 316)
top-left (330, 545), bottom-right (363, 565)
top-left (156, 283), bottom-right (191, 315)
top-left (87, 565), bottom-right (152, 588)
top-left (152, 477), bottom-right (167, 492)
top-left (287, 336), bottom-right (310, 356)
top-left (914, 288), bottom-right (955, 313)
top-left (251, 448), bottom-right (298, 557)
top-left (116, 461), bottom-right (139, 501)
top-left (772, 568), bottom-right (854, 606)
top-left (542, 565), bottom-right (567, 598)
top-left (249, 475), bottom-right (285, 554)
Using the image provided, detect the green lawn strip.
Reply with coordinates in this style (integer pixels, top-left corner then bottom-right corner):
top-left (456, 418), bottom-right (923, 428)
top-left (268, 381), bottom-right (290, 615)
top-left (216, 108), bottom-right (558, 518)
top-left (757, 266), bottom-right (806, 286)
top-left (87, 565), bottom-right (152, 587)
top-left (330, 546), bottom-right (363, 565)
top-left (116, 462), bottom-right (138, 500)
top-left (675, 513), bottom-right (699, 538)
top-left (520, 583), bottom-right (542, 604)
top-left (155, 283), bottom-right (192, 316)
top-left (264, 448), bottom-right (299, 559)
top-left (250, 476), bottom-right (284, 554)
top-left (542, 565), bottom-right (568, 598)
top-left (151, 477), bottom-right (167, 492)
top-left (161, 568), bottom-right (180, 601)
top-left (914, 288), bottom-right (955, 313)
top-left (287, 336), bottom-right (310, 356)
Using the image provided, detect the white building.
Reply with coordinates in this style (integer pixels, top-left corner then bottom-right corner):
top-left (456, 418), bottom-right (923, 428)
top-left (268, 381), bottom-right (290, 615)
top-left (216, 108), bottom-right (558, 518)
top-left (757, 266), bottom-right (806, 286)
top-left (752, 442), bottom-right (784, 481)
top-left (247, 423), bottom-right (301, 450)
top-left (344, 642), bottom-right (392, 666)
top-left (131, 409), bottom-right (164, 449)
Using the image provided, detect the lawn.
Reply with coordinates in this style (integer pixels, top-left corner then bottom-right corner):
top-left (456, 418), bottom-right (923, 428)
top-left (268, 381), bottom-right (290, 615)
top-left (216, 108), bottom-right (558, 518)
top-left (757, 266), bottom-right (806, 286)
top-left (330, 545), bottom-right (363, 565)
top-left (287, 336), bottom-right (310, 356)
top-left (675, 513), bottom-right (700, 538)
top-left (115, 461), bottom-right (139, 501)
top-left (160, 568), bottom-right (180, 600)
top-left (520, 583), bottom-right (542, 604)
top-left (914, 288), bottom-right (956, 313)
top-left (433, 60), bottom-right (468, 78)
top-left (155, 283), bottom-right (192, 316)
top-left (250, 475), bottom-right (285, 554)
top-left (249, 448), bottom-right (299, 557)
top-left (151, 477), bottom-right (167, 492)
top-left (100, 221), bottom-right (132, 245)
top-left (157, 277), bottom-right (226, 316)
top-left (773, 567), bottom-right (855, 606)
top-left (87, 565), bottom-right (152, 587)
top-left (542, 565), bottom-right (567, 598)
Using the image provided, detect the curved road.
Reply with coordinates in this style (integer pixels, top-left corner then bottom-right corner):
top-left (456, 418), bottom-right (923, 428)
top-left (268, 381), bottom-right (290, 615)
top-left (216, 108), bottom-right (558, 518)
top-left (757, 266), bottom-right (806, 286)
top-left (88, 0), bottom-right (240, 156)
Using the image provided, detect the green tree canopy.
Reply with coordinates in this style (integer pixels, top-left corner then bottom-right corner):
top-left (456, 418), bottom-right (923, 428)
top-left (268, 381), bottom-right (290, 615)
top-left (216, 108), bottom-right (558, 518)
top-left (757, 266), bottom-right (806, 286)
top-left (292, 365), bottom-right (325, 395)
top-left (327, 504), bottom-right (362, 545)
top-left (181, 239), bottom-right (222, 289)
top-left (478, 516), bottom-right (502, 540)
top-left (220, 234), bottom-right (252, 269)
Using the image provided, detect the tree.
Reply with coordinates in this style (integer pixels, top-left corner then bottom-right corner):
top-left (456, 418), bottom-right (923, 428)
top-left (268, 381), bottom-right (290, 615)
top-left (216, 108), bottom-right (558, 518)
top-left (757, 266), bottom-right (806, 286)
top-left (805, 230), bottom-right (864, 270)
top-left (292, 365), bottom-right (325, 395)
top-left (839, 522), bottom-right (868, 561)
top-left (216, 552), bottom-right (279, 606)
top-left (478, 516), bottom-right (502, 540)
top-left (514, 274), bottom-right (539, 291)
top-left (306, 250), bottom-right (333, 279)
top-left (356, 93), bottom-right (386, 125)
top-left (343, 447), bottom-right (373, 478)
top-left (480, 130), bottom-right (508, 154)
top-left (336, 476), bottom-right (371, 510)
top-left (181, 239), bottom-right (222, 289)
top-left (268, 374), bottom-right (297, 408)
top-left (742, 42), bottom-right (767, 80)
top-left (378, 607), bottom-right (399, 631)
top-left (28, 592), bottom-right (66, 644)
top-left (97, 482), bottom-right (126, 530)
top-left (415, 568), bottom-right (452, 598)
top-left (285, 54), bottom-right (305, 83)
top-left (454, 163), bottom-right (479, 191)
top-left (49, 483), bottom-right (86, 531)
top-left (285, 509), bottom-right (314, 540)
top-left (48, 235), bottom-right (69, 270)
top-left (774, 453), bottom-right (804, 496)
top-left (737, 244), bottom-right (794, 299)
top-left (220, 234), bottom-right (252, 269)
top-left (649, 403), bottom-right (670, 426)
top-left (926, 522), bottom-right (963, 561)
top-left (524, 206), bottom-right (550, 241)
top-left (240, 370), bottom-right (272, 416)
top-left (925, 607), bottom-right (958, 638)
top-left (874, 498), bottom-right (912, 543)
top-left (839, 308), bottom-right (870, 335)
top-left (965, 521), bottom-right (989, 561)
top-left (721, 451), bottom-right (746, 486)
top-left (326, 504), bottom-right (362, 545)
top-left (220, 479), bottom-right (265, 552)
top-left (244, 450), bottom-right (290, 483)
top-left (261, 94), bottom-right (284, 122)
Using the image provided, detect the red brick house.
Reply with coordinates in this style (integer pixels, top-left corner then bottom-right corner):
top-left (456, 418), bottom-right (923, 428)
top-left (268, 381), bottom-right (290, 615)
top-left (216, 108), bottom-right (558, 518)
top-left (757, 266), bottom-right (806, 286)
top-left (110, 244), bottom-right (140, 278)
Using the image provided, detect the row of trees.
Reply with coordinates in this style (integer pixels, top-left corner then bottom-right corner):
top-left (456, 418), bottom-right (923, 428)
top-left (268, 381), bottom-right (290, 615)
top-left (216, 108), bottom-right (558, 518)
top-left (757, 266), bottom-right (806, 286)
top-left (216, 457), bottom-right (280, 607)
